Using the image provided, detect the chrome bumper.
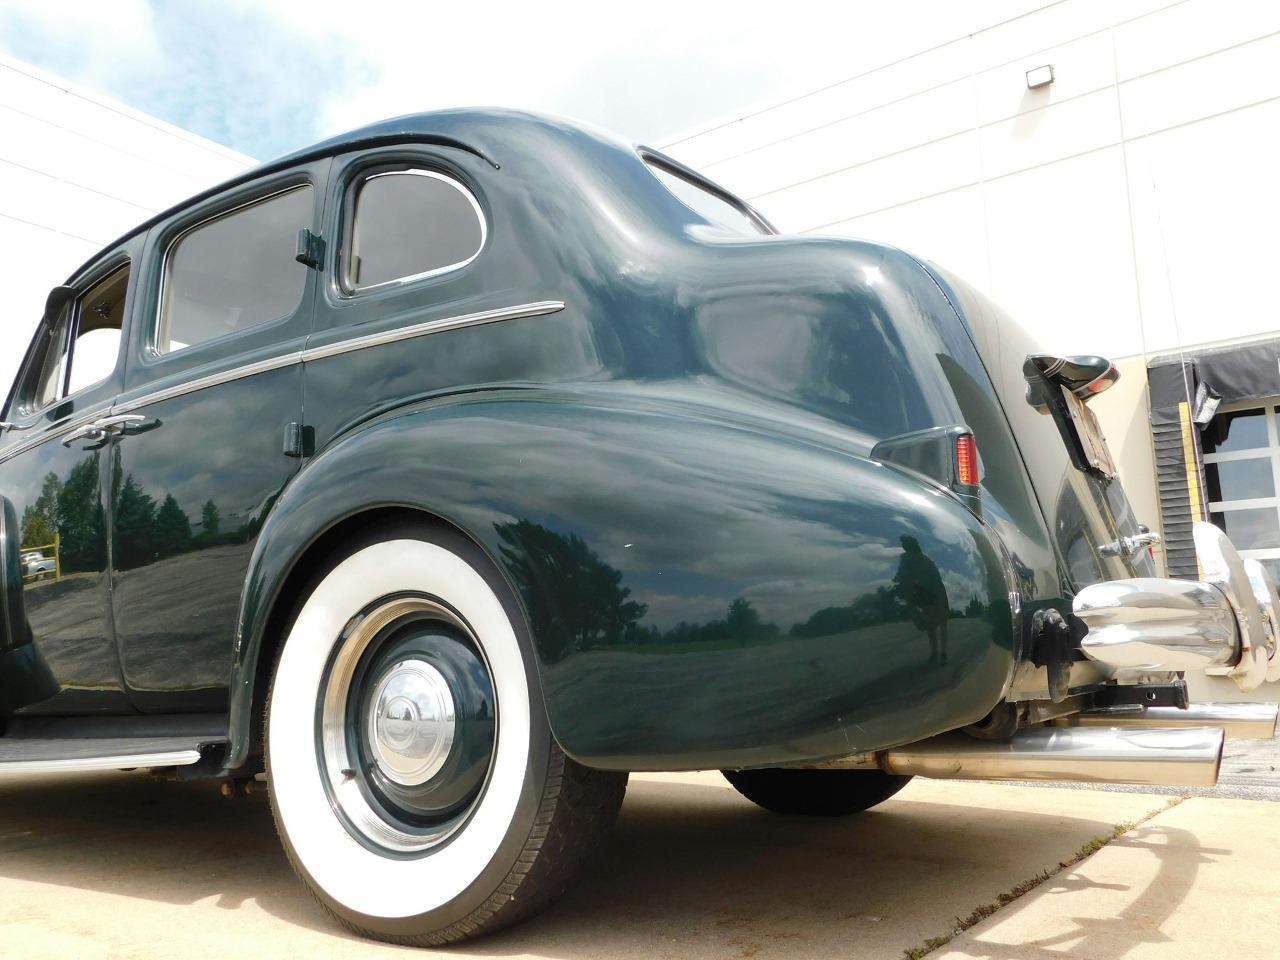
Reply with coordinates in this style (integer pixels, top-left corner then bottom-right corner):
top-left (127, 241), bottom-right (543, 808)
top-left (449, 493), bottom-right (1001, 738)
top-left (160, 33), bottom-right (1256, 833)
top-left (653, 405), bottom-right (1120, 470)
top-left (1073, 521), bottom-right (1280, 692)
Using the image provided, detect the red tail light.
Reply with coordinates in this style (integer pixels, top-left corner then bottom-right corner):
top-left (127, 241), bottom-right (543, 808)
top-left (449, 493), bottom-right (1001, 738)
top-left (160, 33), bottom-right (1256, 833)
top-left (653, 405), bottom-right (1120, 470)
top-left (955, 434), bottom-right (979, 486)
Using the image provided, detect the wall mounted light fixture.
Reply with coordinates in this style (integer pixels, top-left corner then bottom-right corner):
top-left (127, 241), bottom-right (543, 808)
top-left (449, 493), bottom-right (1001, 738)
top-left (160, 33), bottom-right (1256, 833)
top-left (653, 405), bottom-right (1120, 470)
top-left (1026, 64), bottom-right (1055, 89)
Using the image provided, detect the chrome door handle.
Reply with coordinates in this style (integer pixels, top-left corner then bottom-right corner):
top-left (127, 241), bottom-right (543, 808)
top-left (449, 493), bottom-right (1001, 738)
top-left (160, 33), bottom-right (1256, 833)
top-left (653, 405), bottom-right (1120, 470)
top-left (61, 414), bottom-right (148, 447)
top-left (62, 422), bottom-right (108, 447)
top-left (95, 414), bottom-right (148, 433)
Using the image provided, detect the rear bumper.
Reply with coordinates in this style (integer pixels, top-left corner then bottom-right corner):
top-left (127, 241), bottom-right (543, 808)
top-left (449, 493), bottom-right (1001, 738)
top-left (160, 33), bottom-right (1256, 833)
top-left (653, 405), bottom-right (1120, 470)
top-left (1073, 521), bottom-right (1280, 692)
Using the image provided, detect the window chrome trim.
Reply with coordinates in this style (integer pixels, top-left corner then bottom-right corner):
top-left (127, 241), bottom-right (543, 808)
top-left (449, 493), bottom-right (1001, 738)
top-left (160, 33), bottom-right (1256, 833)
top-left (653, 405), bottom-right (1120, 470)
top-left (345, 168), bottom-right (487, 294)
top-left (151, 182), bottom-right (313, 360)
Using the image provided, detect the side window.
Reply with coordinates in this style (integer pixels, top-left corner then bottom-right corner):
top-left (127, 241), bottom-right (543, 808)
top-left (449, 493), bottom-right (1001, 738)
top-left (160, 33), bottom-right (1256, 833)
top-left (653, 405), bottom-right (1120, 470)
top-left (345, 168), bottom-right (485, 292)
top-left (24, 302), bottom-right (72, 412)
top-left (645, 159), bottom-right (769, 237)
top-left (67, 268), bottom-right (127, 395)
top-left (157, 185), bottom-right (312, 355)
top-left (16, 265), bottom-right (127, 414)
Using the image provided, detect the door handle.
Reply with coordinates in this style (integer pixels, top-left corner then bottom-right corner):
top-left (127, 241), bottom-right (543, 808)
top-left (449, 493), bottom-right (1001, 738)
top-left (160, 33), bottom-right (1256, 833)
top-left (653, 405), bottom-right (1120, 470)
top-left (61, 414), bottom-right (148, 447)
top-left (95, 414), bottom-right (148, 434)
top-left (61, 422), bottom-right (108, 447)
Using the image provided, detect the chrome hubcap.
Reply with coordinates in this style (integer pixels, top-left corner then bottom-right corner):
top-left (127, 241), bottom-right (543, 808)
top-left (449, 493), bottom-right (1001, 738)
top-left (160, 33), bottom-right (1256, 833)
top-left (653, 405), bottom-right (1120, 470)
top-left (318, 596), bottom-right (496, 854)
top-left (367, 659), bottom-right (456, 786)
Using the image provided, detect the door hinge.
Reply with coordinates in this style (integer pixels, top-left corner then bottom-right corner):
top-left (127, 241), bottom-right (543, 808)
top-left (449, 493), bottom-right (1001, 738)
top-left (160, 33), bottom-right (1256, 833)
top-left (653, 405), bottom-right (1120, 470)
top-left (283, 422), bottom-right (314, 458)
top-left (295, 228), bottom-right (325, 270)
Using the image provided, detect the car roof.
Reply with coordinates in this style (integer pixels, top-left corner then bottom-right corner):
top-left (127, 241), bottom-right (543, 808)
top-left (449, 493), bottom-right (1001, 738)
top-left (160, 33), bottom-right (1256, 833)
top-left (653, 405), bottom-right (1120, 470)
top-left (65, 109), bottom-right (618, 284)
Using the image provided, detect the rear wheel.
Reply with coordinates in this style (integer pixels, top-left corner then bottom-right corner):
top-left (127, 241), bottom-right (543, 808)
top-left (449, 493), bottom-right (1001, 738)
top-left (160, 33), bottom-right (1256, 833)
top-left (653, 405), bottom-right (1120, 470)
top-left (722, 768), bottom-right (912, 816)
top-left (266, 523), bottom-right (626, 945)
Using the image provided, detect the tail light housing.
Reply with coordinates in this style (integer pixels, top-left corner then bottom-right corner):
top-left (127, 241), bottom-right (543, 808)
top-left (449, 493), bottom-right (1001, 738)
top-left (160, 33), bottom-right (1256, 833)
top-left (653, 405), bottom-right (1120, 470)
top-left (868, 424), bottom-right (983, 518)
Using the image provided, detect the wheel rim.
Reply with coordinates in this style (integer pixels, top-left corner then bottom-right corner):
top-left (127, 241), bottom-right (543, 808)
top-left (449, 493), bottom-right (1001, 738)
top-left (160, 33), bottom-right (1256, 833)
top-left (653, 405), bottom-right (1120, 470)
top-left (318, 595), bottom-right (497, 854)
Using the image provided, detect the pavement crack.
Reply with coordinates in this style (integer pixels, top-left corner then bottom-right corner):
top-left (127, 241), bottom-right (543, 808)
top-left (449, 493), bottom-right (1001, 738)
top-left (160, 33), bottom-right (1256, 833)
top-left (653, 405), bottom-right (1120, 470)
top-left (900, 796), bottom-right (1186, 959)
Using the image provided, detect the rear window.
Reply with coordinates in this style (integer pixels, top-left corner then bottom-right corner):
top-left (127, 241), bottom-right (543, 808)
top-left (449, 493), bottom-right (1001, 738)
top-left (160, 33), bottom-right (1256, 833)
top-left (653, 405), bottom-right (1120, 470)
top-left (645, 160), bottom-right (769, 237)
top-left (344, 168), bottom-right (486, 291)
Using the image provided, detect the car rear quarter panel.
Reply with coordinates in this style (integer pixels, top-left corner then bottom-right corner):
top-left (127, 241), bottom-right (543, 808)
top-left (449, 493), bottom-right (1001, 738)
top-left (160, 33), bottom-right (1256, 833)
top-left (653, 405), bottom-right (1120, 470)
top-left (228, 390), bottom-right (1016, 772)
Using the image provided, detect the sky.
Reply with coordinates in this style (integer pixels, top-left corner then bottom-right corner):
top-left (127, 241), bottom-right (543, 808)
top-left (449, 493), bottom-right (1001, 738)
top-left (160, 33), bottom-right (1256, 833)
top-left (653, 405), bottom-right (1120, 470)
top-left (0, 0), bottom-right (1027, 395)
top-left (0, 0), bottom-right (1014, 161)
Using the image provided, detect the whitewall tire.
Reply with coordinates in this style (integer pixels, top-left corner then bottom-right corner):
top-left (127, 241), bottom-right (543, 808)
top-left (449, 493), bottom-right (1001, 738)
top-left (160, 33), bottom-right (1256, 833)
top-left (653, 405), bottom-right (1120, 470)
top-left (266, 522), bottom-right (627, 944)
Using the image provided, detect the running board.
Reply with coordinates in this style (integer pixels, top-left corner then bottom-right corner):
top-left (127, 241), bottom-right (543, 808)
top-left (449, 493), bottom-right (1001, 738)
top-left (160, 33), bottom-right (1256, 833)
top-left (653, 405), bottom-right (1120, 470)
top-left (0, 735), bottom-right (225, 774)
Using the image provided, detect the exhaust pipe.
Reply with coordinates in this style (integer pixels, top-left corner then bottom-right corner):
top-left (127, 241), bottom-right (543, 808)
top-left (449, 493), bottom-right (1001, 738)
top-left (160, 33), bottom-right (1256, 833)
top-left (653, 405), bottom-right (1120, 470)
top-left (822, 725), bottom-right (1224, 787)
top-left (1056, 701), bottom-right (1278, 740)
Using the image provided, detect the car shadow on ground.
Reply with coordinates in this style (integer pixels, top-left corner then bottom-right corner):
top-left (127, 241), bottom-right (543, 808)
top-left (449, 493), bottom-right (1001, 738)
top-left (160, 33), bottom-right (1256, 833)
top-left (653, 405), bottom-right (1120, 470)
top-left (0, 771), bottom-right (1212, 958)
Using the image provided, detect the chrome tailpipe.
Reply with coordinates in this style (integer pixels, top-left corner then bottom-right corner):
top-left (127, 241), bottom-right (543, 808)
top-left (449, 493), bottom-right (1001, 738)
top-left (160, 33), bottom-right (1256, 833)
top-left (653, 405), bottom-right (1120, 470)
top-left (1054, 701), bottom-right (1278, 740)
top-left (821, 725), bottom-right (1224, 787)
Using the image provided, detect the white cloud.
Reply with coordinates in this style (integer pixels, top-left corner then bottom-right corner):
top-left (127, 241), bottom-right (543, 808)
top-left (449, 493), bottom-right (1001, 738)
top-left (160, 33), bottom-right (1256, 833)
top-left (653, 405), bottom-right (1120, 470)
top-left (1, 0), bottom-right (1024, 156)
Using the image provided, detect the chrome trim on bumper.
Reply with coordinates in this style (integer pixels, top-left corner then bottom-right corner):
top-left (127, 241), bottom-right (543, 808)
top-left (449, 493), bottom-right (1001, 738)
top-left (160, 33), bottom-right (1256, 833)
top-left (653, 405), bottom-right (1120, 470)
top-left (1072, 521), bottom-right (1280, 691)
top-left (1195, 522), bottom-right (1270, 690)
top-left (1243, 558), bottom-right (1280, 683)
top-left (1073, 577), bottom-right (1238, 675)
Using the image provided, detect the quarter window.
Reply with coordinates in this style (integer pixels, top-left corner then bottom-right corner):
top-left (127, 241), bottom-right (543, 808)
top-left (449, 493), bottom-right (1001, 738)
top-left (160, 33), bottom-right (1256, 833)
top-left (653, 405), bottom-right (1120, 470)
top-left (157, 186), bottom-right (312, 355)
top-left (345, 169), bottom-right (485, 291)
top-left (645, 159), bottom-right (769, 237)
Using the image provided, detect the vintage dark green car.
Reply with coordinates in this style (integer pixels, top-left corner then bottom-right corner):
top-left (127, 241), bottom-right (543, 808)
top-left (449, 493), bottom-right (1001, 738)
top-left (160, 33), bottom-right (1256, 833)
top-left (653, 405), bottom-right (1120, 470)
top-left (1, 109), bottom-right (1277, 945)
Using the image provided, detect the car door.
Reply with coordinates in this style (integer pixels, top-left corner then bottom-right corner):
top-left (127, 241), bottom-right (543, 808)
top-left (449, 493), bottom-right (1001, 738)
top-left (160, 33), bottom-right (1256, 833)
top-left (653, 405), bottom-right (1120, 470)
top-left (108, 160), bottom-right (329, 712)
top-left (0, 240), bottom-right (142, 715)
top-left (304, 145), bottom-right (595, 448)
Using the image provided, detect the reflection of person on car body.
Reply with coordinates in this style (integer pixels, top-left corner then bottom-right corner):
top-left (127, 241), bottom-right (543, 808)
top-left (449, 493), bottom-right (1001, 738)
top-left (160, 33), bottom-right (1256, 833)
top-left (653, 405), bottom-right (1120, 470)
top-left (894, 535), bottom-right (949, 665)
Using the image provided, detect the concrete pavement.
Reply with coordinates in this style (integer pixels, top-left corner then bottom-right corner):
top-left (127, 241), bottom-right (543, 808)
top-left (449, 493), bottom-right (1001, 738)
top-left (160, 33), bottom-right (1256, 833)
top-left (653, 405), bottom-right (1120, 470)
top-left (938, 795), bottom-right (1280, 959)
top-left (0, 768), bottom-right (1268, 958)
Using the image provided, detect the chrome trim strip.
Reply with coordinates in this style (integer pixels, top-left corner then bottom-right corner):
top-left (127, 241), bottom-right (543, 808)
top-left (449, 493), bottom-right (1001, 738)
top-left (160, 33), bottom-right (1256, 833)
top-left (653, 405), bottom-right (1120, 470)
top-left (0, 410), bottom-right (110, 466)
top-left (300, 300), bottom-right (565, 363)
top-left (1, 302), bottom-right (564, 450)
top-left (111, 300), bottom-right (565, 416)
top-left (0, 749), bottom-right (201, 774)
top-left (113, 349), bottom-right (304, 414)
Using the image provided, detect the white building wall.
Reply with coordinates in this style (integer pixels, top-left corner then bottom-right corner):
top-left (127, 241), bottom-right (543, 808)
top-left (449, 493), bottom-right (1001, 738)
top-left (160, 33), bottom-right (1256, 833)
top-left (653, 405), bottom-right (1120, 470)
top-left (0, 54), bottom-right (255, 394)
top-left (662, 0), bottom-right (1280, 702)
top-left (666, 0), bottom-right (1279, 367)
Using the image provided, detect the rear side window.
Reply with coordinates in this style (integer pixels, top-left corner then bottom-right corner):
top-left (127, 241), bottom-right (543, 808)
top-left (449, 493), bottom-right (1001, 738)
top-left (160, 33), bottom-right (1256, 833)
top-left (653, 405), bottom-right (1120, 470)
top-left (345, 168), bottom-right (485, 291)
top-left (645, 160), bottom-right (769, 237)
top-left (157, 186), bottom-right (312, 355)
